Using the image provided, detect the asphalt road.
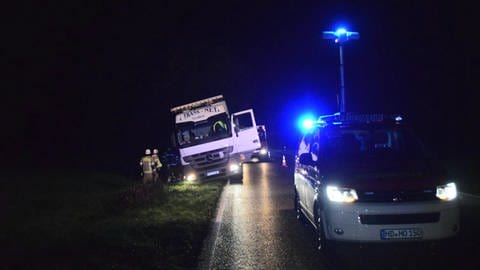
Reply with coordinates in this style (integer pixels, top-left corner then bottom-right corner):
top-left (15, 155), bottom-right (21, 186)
top-left (198, 162), bottom-right (480, 270)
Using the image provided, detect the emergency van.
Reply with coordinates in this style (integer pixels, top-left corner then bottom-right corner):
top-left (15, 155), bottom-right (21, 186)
top-left (294, 113), bottom-right (459, 250)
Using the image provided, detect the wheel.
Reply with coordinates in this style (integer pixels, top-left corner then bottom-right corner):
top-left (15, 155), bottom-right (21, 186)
top-left (315, 209), bottom-right (329, 251)
top-left (294, 191), bottom-right (305, 222)
top-left (229, 172), bottom-right (243, 183)
top-left (429, 236), bottom-right (459, 256)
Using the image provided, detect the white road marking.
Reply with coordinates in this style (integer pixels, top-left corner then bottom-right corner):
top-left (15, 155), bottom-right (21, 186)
top-left (197, 179), bottom-right (230, 270)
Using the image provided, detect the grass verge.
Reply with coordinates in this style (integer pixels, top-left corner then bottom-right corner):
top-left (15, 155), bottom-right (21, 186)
top-left (0, 171), bottom-right (224, 269)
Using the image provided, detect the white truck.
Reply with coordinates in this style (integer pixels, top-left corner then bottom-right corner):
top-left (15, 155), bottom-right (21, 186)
top-left (170, 95), bottom-right (261, 181)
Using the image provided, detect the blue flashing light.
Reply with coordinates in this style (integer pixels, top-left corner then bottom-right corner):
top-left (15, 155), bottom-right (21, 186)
top-left (335, 28), bottom-right (347, 35)
top-left (323, 28), bottom-right (360, 44)
top-left (302, 119), bottom-right (315, 130)
top-left (298, 114), bottom-right (316, 133)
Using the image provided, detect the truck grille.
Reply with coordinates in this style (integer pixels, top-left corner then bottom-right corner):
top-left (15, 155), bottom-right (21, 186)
top-left (359, 213), bottom-right (440, 225)
top-left (183, 146), bottom-right (233, 172)
top-left (357, 189), bottom-right (437, 203)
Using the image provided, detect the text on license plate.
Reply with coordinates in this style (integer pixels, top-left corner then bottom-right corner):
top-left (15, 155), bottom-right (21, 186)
top-left (206, 170), bottom-right (220, 176)
top-left (380, 228), bottom-right (423, 240)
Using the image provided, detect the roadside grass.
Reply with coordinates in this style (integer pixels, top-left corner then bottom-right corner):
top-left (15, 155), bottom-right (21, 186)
top-left (0, 171), bottom-right (224, 269)
top-left (441, 159), bottom-right (480, 195)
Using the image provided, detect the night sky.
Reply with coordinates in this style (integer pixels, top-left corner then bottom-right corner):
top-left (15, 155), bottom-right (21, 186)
top-left (4, 1), bottom-right (479, 173)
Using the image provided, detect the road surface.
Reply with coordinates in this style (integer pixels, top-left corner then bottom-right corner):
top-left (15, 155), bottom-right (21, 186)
top-left (198, 162), bottom-right (480, 270)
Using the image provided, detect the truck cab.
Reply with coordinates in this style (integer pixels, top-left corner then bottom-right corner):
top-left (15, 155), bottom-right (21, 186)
top-left (171, 95), bottom-right (260, 181)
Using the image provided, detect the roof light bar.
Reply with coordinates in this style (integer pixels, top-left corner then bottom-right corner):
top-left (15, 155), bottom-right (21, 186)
top-left (318, 113), bottom-right (404, 125)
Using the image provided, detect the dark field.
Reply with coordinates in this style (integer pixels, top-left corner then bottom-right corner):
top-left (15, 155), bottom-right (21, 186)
top-left (0, 172), bottom-right (224, 269)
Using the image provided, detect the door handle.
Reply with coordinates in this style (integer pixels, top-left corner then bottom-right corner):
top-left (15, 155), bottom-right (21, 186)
top-left (253, 139), bottom-right (259, 143)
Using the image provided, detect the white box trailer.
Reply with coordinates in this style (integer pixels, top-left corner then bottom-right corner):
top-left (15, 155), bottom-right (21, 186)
top-left (171, 95), bottom-right (260, 181)
top-left (251, 124), bottom-right (271, 161)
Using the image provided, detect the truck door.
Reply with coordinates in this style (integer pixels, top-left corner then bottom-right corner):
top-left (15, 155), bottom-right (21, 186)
top-left (231, 109), bottom-right (261, 156)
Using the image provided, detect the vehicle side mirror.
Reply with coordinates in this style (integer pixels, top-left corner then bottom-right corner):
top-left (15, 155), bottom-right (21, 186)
top-left (231, 116), bottom-right (239, 137)
top-left (299, 153), bottom-right (315, 166)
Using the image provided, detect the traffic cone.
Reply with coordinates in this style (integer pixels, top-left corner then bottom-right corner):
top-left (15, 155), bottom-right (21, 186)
top-left (282, 154), bottom-right (287, 167)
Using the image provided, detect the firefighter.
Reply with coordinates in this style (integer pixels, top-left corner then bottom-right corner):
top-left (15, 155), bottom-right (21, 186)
top-left (140, 149), bottom-right (154, 183)
top-left (152, 148), bottom-right (163, 177)
top-left (212, 120), bottom-right (227, 133)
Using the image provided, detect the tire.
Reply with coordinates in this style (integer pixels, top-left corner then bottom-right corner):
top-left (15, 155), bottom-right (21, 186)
top-left (294, 191), bottom-right (305, 222)
top-left (229, 172), bottom-right (243, 183)
top-left (429, 236), bottom-right (459, 256)
top-left (315, 208), bottom-right (329, 251)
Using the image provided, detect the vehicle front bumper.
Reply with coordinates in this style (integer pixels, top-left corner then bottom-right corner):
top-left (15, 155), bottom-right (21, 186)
top-left (251, 148), bottom-right (271, 160)
top-left (322, 200), bottom-right (459, 242)
top-left (183, 159), bottom-right (243, 181)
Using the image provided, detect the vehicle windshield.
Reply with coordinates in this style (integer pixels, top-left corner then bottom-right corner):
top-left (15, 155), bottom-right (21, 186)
top-left (316, 125), bottom-right (429, 172)
top-left (176, 113), bottom-right (231, 147)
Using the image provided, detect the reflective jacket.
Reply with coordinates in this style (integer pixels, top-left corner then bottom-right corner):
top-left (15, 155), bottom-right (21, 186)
top-left (151, 154), bottom-right (163, 170)
top-left (213, 121), bottom-right (227, 132)
top-left (140, 156), bottom-right (154, 174)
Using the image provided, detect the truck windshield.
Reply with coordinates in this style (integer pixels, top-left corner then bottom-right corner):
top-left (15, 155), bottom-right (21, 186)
top-left (176, 113), bottom-right (231, 147)
top-left (317, 126), bottom-right (429, 172)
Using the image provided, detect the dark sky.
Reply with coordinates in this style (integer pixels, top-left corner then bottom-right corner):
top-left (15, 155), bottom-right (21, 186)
top-left (4, 1), bottom-right (479, 172)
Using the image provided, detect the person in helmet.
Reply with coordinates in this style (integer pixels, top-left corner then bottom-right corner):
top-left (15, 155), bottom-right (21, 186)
top-left (151, 148), bottom-right (163, 176)
top-left (212, 120), bottom-right (227, 134)
top-left (140, 149), bottom-right (154, 183)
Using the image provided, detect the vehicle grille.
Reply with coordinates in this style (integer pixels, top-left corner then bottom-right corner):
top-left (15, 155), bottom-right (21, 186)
top-left (183, 146), bottom-right (233, 172)
top-left (359, 213), bottom-right (440, 225)
top-left (357, 189), bottom-right (437, 202)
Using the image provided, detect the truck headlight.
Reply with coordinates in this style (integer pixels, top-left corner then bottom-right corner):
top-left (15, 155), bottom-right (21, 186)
top-left (326, 186), bottom-right (358, 203)
top-left (229, 163), bottom-right (240, 172)
top-left (436, 182), bottom-right (457, 201)
top-left (260, 148), bottom-right (268, 155)
top-left (185, 173), bottom-right (197, 182)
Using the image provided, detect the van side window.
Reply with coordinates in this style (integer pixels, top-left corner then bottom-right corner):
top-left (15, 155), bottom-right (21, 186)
top-left (298, 133), bottom-right (313, 156)
top-left (310, 129), bottom-right (320, 161)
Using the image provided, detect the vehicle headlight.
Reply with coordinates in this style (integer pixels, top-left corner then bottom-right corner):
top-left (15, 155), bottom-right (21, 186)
top-left (229, 163), bottom-right (240, 172)
top-left (260, 148), bottom-right (268, 155)
top-left (185, 173), bottom-right (197, 182)
top-left (436, 182), bottom-right (457, 201)
top-left (326, 186), bottom-right (358, 203)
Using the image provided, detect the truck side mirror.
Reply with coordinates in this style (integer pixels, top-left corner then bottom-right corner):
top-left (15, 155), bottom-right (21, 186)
top-left (234, 125), bottom-right (239, 137)
top-left (232, 116), bottom-right (239, 137)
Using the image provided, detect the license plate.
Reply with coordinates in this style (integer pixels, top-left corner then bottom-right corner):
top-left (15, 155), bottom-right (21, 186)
top-left (206, 170), bottom-right (220, 176)
top-left (380, 228), bottom-right (423, 240)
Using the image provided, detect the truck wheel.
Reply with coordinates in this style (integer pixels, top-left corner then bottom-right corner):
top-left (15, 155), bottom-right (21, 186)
top-left (230, 172), bottom-right (243, 182)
